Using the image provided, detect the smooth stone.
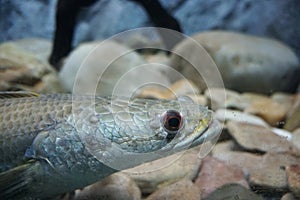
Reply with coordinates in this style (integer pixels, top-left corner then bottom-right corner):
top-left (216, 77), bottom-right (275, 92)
top-left (35, 73), bottom-right (65, 93)
top-left (74, 173), bottom-right (141, 200)
top-left (271, 92), bottom-right (295, 113)
top-left (145, 179), bottom-right (201, 200)
top-left (285, 94), bottom-right (300, 131)
top-left (116, 31), bottom-right (163, 52)
top-left (0, 42), bottom-right (62, 93)
top-left (245, 95), bottom-right (287, 126)
top-left (204, 88), bottom-right (244, 110)
top-left (214, 109), bottom-right (269, 127)
top-left (186, 94), bottom-right (207, 106)
top-left (226, 121), bottom-right (296, 153)
top-left (211, 141), bottom-right (235, 155)
top-left (249, 153), bottom-right (300, 190)
top-left (124, 146), bottom-right (202, 194)
top-left (239, 92), bottom-right (270, 109)
top-left (13, 38), bottom-right (52, 63)
top-left (271, 128), bottom-right (293, 141)
top-left (195, 156), bottom-right (249, 199)
top-left (286, 165), bottom-right (300, 198)
top-left (167, 79), bottom-right (200, 96)
top-left (142, 52), bottom-right (169, 65)
top-left (291, 128), bottom-right (300, 154)
top-left (170, 31), bottom-right (300, 94)
top-left (204, 183), bottom-right (264, 200)
top-left (59, 40), bottom-right (170, 96)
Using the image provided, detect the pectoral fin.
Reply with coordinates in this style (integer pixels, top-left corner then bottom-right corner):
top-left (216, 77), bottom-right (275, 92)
top-left (0, 160), bottom-right (42, 199)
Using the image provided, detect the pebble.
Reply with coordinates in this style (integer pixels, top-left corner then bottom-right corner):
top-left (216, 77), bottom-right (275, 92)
top-left (215, 109), bottom-right (269, 127)
top-left (285, 94), bottom-right (300, 131)
top-left (286, 165), bottom-right (300, 198)
top-left (204, 88), bottom-right (244, 110)
top-left (226, 121), bottom-right (296, 153)
top-left (73, 173), bottom-right (141, 200)
top-left (124, 146), bottom-right (202, 194)
top-left (244, 95), bottom-right (287, 126)
top-left (271, 92), bottom-right (295, 113)
top-left (0, 42), bottom-right (63, 93)
top-left (138, 79), bottom-right (200, 100)
top-left (145, 179), bottom-right (201, 200)
top-left (195, 156), bottom-right (249, 199)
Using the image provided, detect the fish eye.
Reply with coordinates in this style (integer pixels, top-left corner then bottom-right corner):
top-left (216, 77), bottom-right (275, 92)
top-left (162, 110), bottom-right (183, 140)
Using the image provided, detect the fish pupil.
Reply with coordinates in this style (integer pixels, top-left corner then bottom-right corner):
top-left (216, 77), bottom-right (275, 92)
top-left (168, 117), bottom-right (180, 130)
top-left (162, 110), bottom-right (183, 141)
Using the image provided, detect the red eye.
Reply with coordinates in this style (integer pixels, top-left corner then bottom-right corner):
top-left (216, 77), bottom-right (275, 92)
top-left (162, 110), bottom-right (183, 135)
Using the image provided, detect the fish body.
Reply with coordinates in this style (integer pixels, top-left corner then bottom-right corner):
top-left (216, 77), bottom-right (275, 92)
top-left (0, 93), bottom-right (221, 199)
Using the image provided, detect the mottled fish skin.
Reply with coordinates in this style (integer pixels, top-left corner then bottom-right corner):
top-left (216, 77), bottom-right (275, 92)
top-left (0, 94), bottom-right (220, 199)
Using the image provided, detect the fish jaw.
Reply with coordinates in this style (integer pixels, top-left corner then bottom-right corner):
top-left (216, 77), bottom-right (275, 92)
top-left (190, 118), bottom-right (222, 147)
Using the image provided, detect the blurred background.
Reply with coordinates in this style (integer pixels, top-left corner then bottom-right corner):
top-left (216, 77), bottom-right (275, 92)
top-left (1, 0), bottom-right (299, 59)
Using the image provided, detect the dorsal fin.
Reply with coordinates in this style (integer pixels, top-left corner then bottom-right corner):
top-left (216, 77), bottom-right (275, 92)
top-left (0, 91), bottom-right (39, 99)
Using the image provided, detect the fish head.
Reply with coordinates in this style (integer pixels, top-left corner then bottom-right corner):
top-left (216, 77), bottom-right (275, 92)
top-left (84, 96), bottom-right (221, 169)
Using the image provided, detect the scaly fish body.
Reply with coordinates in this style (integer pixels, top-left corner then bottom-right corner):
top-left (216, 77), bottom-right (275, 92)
top-left (0, 93), bottom-right (221, 199)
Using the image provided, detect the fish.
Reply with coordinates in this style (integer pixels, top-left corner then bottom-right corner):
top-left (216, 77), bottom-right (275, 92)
top-left (0, 92), bottom-right (221, 199)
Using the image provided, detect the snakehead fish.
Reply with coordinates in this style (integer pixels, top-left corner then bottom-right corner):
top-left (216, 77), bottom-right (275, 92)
top-left (0, 92), bottom-right (221, 199)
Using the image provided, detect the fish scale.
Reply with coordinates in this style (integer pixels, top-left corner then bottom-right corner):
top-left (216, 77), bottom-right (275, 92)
top-left (0, 92), bottom-right (221, 199)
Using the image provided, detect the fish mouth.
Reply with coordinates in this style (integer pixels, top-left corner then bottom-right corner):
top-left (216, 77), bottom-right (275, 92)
top-left (172, 117), bottom-right (221, 150)
top-left (191, 118), bottom-right (222, 147)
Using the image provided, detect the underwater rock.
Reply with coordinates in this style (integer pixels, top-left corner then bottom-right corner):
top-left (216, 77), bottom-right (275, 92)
top-left (249, 152), bottom-right (300, 190)
top-left (281, 193), bottom-right (297, 200)
top-left (286, 165), bottom-right (300, 198)
top-left (59, 40), bottom-right (170, 96)
top-left (194, 156), bottom-right (249, 199)
top-left (145, 179), bottom-right (201, 200)
top-left (169, 31), bottom-right (300, 94)
top-left (203, 183), bottom-right (264, 200)
top-left (212, 141), bottom-right (262, 176)
top-left (0, 41), bottom-right (63, 93)
top-left (124, 146), bottom-right (202, 194)
top-left (226, 121), bottom-right (296, 153)
top-left (74, 173), bottom-right (141, 200)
